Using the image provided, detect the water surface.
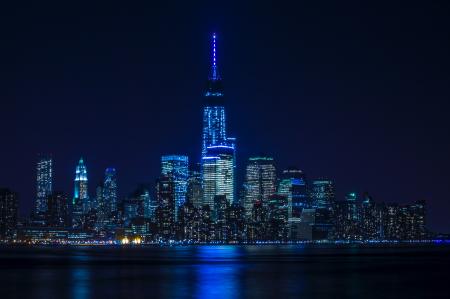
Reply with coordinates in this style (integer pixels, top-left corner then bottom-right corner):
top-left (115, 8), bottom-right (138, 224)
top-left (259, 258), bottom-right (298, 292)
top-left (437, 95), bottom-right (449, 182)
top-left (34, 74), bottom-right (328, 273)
top-left (0, 245), bottom-right (448, 298)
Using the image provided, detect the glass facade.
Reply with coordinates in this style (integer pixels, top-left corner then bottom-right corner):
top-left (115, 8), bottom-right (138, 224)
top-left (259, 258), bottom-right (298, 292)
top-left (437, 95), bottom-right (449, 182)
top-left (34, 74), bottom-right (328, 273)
top-left (202, 106), bottom-right (227, 156)
top-left (310, 179), bottom-right (335, 209)
top-left (36, 155), bottom-right (53, 213)
top-left (201, 34), bottom-right (236, 207)
top-left (278, 168), bottom-right (308, 219)
top-left (244, 157), bottom-right (277, 219)
top-left (202, 145), bottom-right (235, 207)
top-left (187, 168), bottom-right (203, 208)
top-left (142, 188), bottom-right (156, 220)
top-left (103, 168), bottom-right (118, 214)
top-left (161, 155), bottom-right (189, 221)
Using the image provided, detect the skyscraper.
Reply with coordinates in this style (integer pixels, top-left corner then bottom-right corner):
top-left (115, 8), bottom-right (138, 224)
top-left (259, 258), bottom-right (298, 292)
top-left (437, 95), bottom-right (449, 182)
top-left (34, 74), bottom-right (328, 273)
top-left (72, 157), bottom-right (88, 229)
top-left (214, 195), bottom-right (230, 241)
top-left (73, 157), bottom-right (89, 209)
top-left (36, 155), bottom-right (53, 214)
top-left (161, 155), bottom-right (188, 221)
top-left (202, 33), bottom-right (227, 157)
top-left (244, 156), bottom-right (277, 218)
top-left (141, 187), bottom-right (156, 220)
top-left (310, 179), bottom-right (335, 209)
top-left (156, 175), bottom-right (176, 240)
top-left (278, 168), bottom-right (309, 219)
top-left (201, 33), bottom-right (235, 206)
top-left (202, 145), bottom-right (235, 207)
top-left (187, 166), bottom-right (203, 208)
top-left (334, 192), bottom-right (362, 240)
top-left (95, 183), bottom-right (106, 231)
top-left (404, 200), bottom-right (427, 239)
top-left (360, 192), bottom-right (382, 240)
top-left (0, 188), bottom-right (18, 239)
top-left (103, 167), bottom-right (118, 215)
top-left (46, 191), bottom-right (69, 227)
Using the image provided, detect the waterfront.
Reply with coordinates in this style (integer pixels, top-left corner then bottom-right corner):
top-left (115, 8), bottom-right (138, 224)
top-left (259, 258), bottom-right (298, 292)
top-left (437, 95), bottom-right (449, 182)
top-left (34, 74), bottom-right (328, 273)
top-left (0, 244), bottom-right (449, 298)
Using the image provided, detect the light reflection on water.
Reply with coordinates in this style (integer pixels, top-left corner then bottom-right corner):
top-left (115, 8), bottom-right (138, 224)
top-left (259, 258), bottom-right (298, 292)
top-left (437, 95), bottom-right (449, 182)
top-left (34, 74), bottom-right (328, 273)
top-left (69, 251), bottom-right (91, 299)
top-left (194, 246), bottom-right (242, 299)
top-left (71, 267), bottom-right (90, 299)
top-left (0, 245), bottom-right (448, 299)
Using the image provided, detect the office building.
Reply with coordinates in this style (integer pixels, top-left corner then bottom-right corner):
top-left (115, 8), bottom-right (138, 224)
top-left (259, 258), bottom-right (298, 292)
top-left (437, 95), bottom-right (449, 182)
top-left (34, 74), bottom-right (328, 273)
top-left (202, 145), bottom-right (235, 207)
top-left (244, 156), bottom-right (277, 218)
top-left (0, 188), bottom-right (18, 239)
top-left (278, 168), bottom-right (309, 219)
top-left (36, 155), bottom-right (53, 213)
top-left (161, 155), bottom-right (188, 220)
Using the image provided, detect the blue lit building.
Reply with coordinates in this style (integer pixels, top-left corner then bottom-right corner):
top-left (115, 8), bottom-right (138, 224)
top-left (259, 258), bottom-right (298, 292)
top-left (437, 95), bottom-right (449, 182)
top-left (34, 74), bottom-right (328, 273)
top-left (73, 157), bottom-right (89, 208)
top-left (278, 168), bottom-right (309, 219)
top-left (201, 33), bottom-right (236, 205)
top-left (202, 145), bottom-right (235, 207)
top-left (144, 190), bottom-right (158, 221)
top-left (72, 158), bottom-right (88, 229)
top-left (202, 33), bottom-right (227, 157)
top-left (161, 155), bottom-right (189, 221)
top-left (36, 155), bottom-right (53, 214)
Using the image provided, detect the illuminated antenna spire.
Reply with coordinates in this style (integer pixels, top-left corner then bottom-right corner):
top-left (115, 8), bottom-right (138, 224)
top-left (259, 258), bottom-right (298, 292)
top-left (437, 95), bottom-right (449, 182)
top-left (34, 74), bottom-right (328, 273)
top-left (211, 33), bottom-right (219, 80)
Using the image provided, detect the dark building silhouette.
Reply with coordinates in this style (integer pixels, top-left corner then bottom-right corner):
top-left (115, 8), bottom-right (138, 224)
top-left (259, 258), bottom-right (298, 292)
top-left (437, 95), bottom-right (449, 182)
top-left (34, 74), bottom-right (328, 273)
top-left (179, 201), bottom-right (201, 241)
top-left (334, 192), bottom-right (362, 240)
top-left (214, 195), bottom-right (230, 241)
top-left (156, 175), bottom-right (175, 240)
top-left (360, 193), bottom-right (382, 240)
top-left (267, 194), bottom-right (289, 241)
top-left (46, 192), bottom-right (69, 227)
top-left (187, 167), bottom-right (203, 209)
top-left (0, 188), bottom-right (18, 239)
top-left (227, 203), bottom-right (246, 243)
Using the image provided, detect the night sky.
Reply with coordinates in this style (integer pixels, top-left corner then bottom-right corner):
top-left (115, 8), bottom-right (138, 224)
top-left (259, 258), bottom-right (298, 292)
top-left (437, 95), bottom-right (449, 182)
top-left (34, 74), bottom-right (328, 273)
top-left (2, 1), bottom-right (450, 232)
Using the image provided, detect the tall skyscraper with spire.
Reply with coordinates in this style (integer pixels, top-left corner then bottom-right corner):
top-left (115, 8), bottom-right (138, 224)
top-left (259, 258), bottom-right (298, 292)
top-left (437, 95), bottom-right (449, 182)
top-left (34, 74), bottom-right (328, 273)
top-left (74, 158), bottom-right (88, 206)
top-left (73, 157), bottom-right (89, 228)
top-left (202, 33), bottom-right (228, 156)
top-left (201, 33), bottom-right (236, 206)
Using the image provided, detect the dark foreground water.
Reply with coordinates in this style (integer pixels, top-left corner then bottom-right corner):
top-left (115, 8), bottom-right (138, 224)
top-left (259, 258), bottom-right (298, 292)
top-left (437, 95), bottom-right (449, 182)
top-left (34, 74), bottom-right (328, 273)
top-left (0, 244), bottom-right (449, 298)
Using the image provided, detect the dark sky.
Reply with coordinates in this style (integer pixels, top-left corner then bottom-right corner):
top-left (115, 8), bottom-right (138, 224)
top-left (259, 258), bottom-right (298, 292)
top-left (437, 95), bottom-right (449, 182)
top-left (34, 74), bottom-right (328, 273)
top-left (2, 1), bottom-right (450, 232)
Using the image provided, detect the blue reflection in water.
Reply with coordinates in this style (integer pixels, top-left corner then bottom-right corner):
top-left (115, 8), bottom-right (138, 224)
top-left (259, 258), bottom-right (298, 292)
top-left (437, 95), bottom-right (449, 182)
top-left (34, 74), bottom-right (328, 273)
top-left (70, 251), bottom-right (91, 299)
top-left (194, 246), bottom-right (243, 299)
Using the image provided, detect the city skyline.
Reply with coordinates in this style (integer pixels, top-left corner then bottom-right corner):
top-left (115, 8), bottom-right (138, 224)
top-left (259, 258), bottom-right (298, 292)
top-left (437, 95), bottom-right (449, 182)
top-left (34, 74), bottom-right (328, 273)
top-left (0, 33), bottom-right (438, 243)
top-left (3, 2), bottom-right (450, 233)
top-left (2, 3), bottom-right (450, 299)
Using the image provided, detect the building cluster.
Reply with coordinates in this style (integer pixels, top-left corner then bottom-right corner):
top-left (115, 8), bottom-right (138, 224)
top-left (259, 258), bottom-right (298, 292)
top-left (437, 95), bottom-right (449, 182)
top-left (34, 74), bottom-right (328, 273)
top-left (0, 34), bottom-right (430, 244)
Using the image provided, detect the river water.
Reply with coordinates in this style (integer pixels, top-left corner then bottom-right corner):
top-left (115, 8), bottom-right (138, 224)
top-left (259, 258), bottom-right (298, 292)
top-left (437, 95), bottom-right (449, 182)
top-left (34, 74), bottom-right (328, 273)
top-left (0, 244), bottom-right (448, 298)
